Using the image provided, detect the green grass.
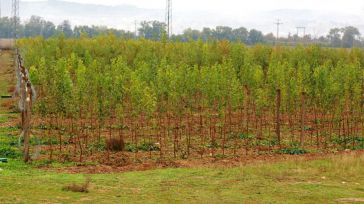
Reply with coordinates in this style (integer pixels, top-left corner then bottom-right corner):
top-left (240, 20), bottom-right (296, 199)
top-left (0, 115), bottom-right (7, 123)
top-left (0, 52), bottom-right (12, 97)
top-left (0, 154), bottom-right (364, 203)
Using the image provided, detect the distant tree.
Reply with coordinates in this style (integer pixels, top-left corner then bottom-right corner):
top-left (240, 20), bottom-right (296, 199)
top-left (201, 27), bottom-right (213, 41)
top-left (24, 16), bottom-right (43, 37)
top-left (342, 26), bottom-right (360, 48)
top-left (318, 36), bottom-right (328, 44)
top-left (248, 29), bottom-right (264, 44)
top-left (3, 15), bottom-right (364, 47)
top-left (327, 28), bottom-right (342, 47)
top-left (264, 33), bottom-right (275, 44)
top-left (214, 26), bottom-right (233, 40)
top-left (232, 27), bottom-right (248, 42)
top-left (183, 28), bottom-right (201, 41)
top-left (0, 17), bottom-right (13, 38)
top-left (23, 16), bottom-right (56, 38)
top-left (138, 21), bottom-right (166, 40)
top-left (57, 20), bottom-right (73, 37)
top-left (42, 21), bottom-right (56, 38)
top-left (73, 25), bottom-right (92, 37)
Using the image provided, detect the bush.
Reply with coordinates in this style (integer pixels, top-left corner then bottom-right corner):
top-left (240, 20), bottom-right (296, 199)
top-left (138, 142), bottom-right (160, 151)
top-left (88, 142), bottom-right (106, 152)
top-left (333, 136), bottom-right (364, 150)
top-left (106, 137), bottom-right (125, 152)
top-left (0, 146), bottom-right (21, 158)
top-left (125, 142), bottom-right (160, 152)
top-left (125, 143), bottom-right (138, 153)
top-left (277, 148), bottom-right (308, 155)
top-left (204, 141), bottom-right (219, 149)
top-left (62, 177), bottom-right (91, 193)
top-left (238, 133), bottom-right (255, 140)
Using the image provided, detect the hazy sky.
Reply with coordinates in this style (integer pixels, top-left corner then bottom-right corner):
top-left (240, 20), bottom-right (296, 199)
top-left (16, 0), bottom-right (364, 35)
top-left (24, 0), bottom-right (364, 14)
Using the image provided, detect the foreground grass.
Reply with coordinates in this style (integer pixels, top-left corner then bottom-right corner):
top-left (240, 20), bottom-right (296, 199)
top-left (0, 153), bottom-right (364, 204)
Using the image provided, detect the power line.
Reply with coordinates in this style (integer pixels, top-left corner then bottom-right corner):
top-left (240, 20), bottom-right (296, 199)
top-left (274, 19), bottom-right (283, 44)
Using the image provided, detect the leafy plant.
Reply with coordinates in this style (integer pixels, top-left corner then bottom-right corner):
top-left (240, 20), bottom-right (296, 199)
top-left (277, 148), bottom-right (308, 155)
top-left (0, 146), bottom-right (21, 158)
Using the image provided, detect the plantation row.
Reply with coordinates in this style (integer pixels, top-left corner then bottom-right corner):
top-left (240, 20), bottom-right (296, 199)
top-left (18, 35), bottom-right (364, 163)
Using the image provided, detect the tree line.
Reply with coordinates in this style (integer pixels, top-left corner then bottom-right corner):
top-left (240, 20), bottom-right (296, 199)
top-left (1, 16), bottom-right (362, 48)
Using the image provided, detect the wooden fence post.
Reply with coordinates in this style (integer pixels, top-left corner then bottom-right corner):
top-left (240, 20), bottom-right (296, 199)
top-left (300, 92), bottom-right (306, 147)
top-left (16, 52), bottom-right (34, 163)
top-left (276, 89), bottom-right (281, 148)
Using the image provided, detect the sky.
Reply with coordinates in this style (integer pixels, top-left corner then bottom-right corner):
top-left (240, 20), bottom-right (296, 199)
top-left (15, 0), bottom-right (364, 35)
top-left (23, 0), bottom-right (364, 14)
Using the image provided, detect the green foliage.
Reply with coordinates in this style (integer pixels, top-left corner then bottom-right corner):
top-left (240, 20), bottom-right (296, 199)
top-left (88, 142), bottom-right (106, 152)
top-left (20, 37), bottom-right (364, 120)
top-left (204, 141), bottom-right (219, 149)
top-left (138, 142), bottom-right (160, 152)
top-left (125, 143), bottom-right (138, 153)
top-left (0, 146), bottom-right (20, 158)
top-left (332, 136), bottom-right (364, 150)
top-left (17, 37), bottom-right (364, 159)
top-left (237, 133), bottom-right (255, 140)
top-left (277, 148), bottom-right (308, 155)
top-left (125, 142), bottom-right (160, 152)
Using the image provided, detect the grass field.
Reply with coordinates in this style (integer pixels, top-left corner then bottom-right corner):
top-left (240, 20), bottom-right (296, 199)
top-left (1, 149), bottom-right (364, 203)
top-left (1, 51), bottom-right (364, 204)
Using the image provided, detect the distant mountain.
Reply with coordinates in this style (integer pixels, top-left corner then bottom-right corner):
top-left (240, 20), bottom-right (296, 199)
top-left (1, 0), bottom-right (364, 35)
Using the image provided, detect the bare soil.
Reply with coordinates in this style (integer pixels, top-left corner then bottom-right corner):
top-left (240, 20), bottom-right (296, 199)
top-left (40, 150), bottom-right (364, 174)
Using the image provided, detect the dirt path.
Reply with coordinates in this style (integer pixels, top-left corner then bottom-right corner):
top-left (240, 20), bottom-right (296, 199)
top-left (0, 50), bottom-right (17, 127)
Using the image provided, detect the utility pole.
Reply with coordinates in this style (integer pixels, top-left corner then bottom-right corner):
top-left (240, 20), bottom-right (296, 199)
top-left (165, 0), bottom-right (172, 38)
top-left (11, 0), bottom-right (19, 40)
top-left (274, 19), bottom-right (283, 45)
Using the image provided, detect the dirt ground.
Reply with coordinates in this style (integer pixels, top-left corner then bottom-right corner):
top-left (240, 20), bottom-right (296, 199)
top-left (0, 39), bottom-right (15, 50)
top-left (40, 149), bottom-right (364, 174)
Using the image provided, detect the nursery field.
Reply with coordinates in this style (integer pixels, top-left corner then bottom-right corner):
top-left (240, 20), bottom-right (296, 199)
top-left (15, 36), bottom-right (364, 164)
top-left (2, 38), bottom-right (364, 203)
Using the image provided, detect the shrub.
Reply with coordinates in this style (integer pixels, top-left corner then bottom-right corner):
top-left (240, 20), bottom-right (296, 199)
top-left (138, 142), bottom-right (160, 151)
top-left (239, 133), bottom-right (255, 140)
top-left (88, 142), bottom-right (106, 152)
top-left (62, 177), bottom-right (91, 193)
top-left (277, 148), bottom-right (308, 155)
top-left (125, 142), bottom-right (160, 152)
top-left (106, 137), bottom-right (125, 152)
top-left (125, 143), bottom-right (138, 153)
top-left (333, 136), bottom-right (364, 150)
top-left (0, 146), bottom-right (21, 158)
top-left (204, 141), bottom-right (219, 149)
